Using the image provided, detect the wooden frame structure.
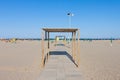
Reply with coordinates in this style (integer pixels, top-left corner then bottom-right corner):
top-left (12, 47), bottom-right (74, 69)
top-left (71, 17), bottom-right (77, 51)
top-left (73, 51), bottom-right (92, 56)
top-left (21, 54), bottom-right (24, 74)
top-left (55, 36), bottom-right (66, 40)
top-left (41, 28), bottom-right (80, 68)
top-left (55, 35), bottom-right (66, 45)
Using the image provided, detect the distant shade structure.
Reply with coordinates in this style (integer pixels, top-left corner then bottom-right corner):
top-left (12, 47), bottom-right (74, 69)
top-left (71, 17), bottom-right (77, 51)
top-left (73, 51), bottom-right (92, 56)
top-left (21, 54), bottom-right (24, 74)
top-left (67, 13), bottom-right (74, 16)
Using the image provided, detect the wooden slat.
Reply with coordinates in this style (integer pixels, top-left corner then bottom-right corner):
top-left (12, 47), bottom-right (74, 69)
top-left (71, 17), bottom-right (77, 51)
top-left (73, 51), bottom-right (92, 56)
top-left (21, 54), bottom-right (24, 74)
top-left (43, 28), bottom-right (78, 32)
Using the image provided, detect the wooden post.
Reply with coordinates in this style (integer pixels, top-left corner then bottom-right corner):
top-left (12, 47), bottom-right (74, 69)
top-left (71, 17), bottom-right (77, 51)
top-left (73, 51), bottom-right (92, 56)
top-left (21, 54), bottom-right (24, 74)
top-left (48, 32), bottom-right (50, 61)
top-left (41, 30), bottom-right (45, 68)
top-left (55, 36), bottom-right (57, 45)
top-left (46, 31), bottom-right (49, 62)
top-left (64, 36), bottom-right (66, 46)
top-left (45, 31), bottom-right (47, 40)
top-left (74, 31), bottom-right (76, 63)
top-left (48, 32), bottom-right (50, 49)
top-left (72, 32), bottom-right (74, 59)
top-left (77, 29), bottom-right (80, 67)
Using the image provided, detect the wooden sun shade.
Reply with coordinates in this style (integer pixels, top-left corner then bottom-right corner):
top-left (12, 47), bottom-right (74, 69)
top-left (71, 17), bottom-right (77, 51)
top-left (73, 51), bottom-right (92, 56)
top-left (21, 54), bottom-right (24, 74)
top-left (42, 28), bottom-right (78, 32)
top-left (41, 28), bottom-right (80, 68)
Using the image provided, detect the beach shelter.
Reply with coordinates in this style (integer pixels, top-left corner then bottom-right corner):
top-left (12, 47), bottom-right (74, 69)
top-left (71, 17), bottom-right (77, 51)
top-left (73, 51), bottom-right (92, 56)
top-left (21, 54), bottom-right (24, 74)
top-left (55, 36), bottom-right (66, 45)
top-left (56, 36), bottom-right (60, 41)
top-left (41, 28), bottom-right (80, 68)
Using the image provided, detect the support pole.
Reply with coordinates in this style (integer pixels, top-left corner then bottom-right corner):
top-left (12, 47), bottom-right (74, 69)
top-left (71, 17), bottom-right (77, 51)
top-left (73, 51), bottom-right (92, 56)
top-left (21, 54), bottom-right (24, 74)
top-left (64, 36), bottom-right (66, 46)
top-left (48, 32), bottom-right (50, 61)
top-left (72, 32), bottom-right (74, 59)
top-left (77, 30), bottom-right (80, 67)
top-left (74, 31), bottom-right (76, 63)
top-left (48, 32), bottom-right (50, 49)
top-left (41, 30), bottom-right (45, 68)
top-left (55, 36), bottom-right (57, 45)
top-left (45, 31), bottom-right (47, 40)
top-left (45, 31), bottom-right (49, 62)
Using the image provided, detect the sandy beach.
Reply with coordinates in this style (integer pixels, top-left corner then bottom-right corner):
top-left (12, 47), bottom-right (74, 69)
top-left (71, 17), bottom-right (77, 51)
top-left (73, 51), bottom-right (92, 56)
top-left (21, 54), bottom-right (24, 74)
top-left (0, 40), bottom-right (41, 80)
top-left (80, 40), bottom-right (120, 80)
top-left (0, 40), bottom-right (120, 80)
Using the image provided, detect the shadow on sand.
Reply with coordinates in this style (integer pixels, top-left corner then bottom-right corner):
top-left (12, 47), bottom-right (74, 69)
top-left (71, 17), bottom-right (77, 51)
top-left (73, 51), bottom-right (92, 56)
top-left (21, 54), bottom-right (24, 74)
top-left (49, 51), bottom-right (78, 67)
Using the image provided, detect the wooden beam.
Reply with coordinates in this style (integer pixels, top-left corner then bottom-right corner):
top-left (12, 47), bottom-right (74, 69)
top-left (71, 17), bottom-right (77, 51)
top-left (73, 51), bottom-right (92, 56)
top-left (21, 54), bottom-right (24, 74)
top-left (43, 28), bottom-right (78, 32)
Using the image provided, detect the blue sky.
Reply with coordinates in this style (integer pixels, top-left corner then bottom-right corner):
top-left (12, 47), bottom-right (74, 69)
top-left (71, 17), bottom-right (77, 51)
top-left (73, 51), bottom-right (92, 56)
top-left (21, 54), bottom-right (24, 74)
top-left (0, 0), bottom-right (120, 38)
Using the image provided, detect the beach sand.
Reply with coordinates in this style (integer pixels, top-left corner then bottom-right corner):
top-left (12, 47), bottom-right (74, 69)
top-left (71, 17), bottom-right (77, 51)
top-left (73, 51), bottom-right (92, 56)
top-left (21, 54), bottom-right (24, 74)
top-left (0, 40), bottom-right (120, 80)
top-left (0, 40), bottom-right (41, 80)
top-left (80, 40), bottom-right (120, 80)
